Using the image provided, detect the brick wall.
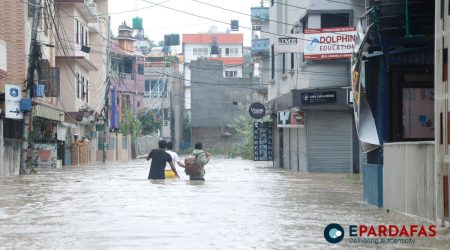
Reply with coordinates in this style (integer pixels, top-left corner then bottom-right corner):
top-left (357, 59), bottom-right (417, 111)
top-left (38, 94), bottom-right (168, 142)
top-left (0, 0), bottom-right (27, 92)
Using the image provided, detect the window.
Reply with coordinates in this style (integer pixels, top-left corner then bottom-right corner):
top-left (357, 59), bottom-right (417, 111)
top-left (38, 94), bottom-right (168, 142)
top-left (271, 0), bottom-right (274, 7)
top-left (225, 48), bottom-right (239, 56)
top-left (148, 80), bottom-right (168, 97)
top-left (76, 20), bottom-right (79, 44)
top-left (76, 73), bottom-right (80, 98)
top-left (225, 70), bottom-right (237, 78)
top-left (193, 48), bottom-right (208, 57)
top-left (138, 64), bottom-right (144, 75)
top-left (321, 13), bottom-right (350, 28)
top-left (271, 44), bottom-right (275, 79)
top-left (76, 20), bottom-right (89, 47)
top-left (81, 76), bottom-right (85, 100)
top-left (291, 53), bottom-right (295, 70)
top-left (86, 80), bottom-right (89, 103)
top-left (282, 53), bottom-right (286, 74)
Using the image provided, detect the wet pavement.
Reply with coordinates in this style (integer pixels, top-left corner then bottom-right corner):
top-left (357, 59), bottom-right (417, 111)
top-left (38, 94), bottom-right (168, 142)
top-left (0, 157), bottom-right (449, 249)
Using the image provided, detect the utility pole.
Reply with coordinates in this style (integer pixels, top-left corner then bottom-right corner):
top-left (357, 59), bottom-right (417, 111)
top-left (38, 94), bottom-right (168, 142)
top-left (103, 16), bottom-right (111, 163)
top-left (21, 0), bottom-right (42, 174)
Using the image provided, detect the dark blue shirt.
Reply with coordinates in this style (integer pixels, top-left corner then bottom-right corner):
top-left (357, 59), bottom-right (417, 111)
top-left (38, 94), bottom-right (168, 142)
top-left (148, 149), bottom-right (172, 179)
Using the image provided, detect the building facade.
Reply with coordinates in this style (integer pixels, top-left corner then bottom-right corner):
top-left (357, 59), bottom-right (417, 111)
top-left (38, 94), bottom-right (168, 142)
top-left (268, 0), bottom-right (364, 173)
top-left (182, 33), bottom-right (244, 119)
top-left (143, 52), bottom-right (184, 150)
top-left (190, 59), bottom-right (253, 148)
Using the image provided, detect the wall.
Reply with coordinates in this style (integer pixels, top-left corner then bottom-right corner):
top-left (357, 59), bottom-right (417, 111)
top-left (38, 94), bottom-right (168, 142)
top-left (190, 60), bottom-right (253, 128)
top-left (383, 142), bottom-right (435, 220)
top-left (192, 126), bottom-right (238, 149)
top-left (0, 0), bottom-right (26, 92)
top-left (0, 120), bottom-right (21, 176)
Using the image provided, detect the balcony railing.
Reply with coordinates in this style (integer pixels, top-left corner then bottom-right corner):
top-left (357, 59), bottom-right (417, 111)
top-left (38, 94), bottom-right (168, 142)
top-left (120, 73), bottom-right (135, 80)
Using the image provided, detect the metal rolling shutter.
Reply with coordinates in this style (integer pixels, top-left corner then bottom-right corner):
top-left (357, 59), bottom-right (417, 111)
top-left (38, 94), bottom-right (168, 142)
top-left (289, 128), bottom-right (299, 171)
top-left (307, 111), bottom-right (352, 173)
top-left (298, 126), bottom-right (308, 172)
top-left (273, 127), bottom-right (280, 168)
top-left (282, 128), bottom-right (290, 169)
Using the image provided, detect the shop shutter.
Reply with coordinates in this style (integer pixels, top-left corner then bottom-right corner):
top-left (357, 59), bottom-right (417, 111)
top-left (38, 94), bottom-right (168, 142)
top-left (307, 111), bottom-right (352, 173)
top-left (298, 126), bottom-right (308, 171)
top-left (273, 127), bottom-right (280, 168)
top-left (289, 128), bottom-right (299, 171)
top-left (282, 128), bottom-right (290, 169)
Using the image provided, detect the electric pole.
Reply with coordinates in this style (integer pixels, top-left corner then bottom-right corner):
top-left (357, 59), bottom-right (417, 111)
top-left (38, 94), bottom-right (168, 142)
top-left (21, 0), bottom-right (42, 174)
top-left (103, 16), bottom-right (111, 163)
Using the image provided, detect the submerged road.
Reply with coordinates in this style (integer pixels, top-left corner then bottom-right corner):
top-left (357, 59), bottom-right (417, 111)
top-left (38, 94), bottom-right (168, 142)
top-left (0, 157), bottom-right (449, 249)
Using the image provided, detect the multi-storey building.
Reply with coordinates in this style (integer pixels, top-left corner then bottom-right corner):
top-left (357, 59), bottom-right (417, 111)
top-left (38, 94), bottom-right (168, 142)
top-left (268, 0), bottom-right (363, 173)
top-left (143, 51), bottom-right (184, 150)
top-left (182, 33), bottom-right (244, 121)
top-left (55, 0), bottom-right (109, 164)
top-left (251, 5), bottom-right (270, 96)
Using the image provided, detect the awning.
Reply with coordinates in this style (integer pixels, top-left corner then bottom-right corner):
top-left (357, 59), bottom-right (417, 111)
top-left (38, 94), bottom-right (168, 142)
top-left (35, 104), bottom-right (64, 122)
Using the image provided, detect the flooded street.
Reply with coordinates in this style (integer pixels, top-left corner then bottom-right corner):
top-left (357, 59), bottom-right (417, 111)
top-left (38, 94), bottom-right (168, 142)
top-left (0, 158), bottom-right (449, 249)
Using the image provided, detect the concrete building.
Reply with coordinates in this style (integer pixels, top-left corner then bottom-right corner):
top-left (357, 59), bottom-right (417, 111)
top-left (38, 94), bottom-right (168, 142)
top-left (182, 33), bottom-right (244, 121)
top-left (268, 0), bottom-right (364, 173)
top-left (347, 0), bottom-right (438, 223)
top-left (251, 5), bottom-right (270, 96)
top-left (0, 0), bottom-right (31, 175)
top-left (55, 0), bottom-right (110, 164)
top-left (190, 59), bottom-right (253, 148)
top-left (143, 52), bottom-right (184, 150)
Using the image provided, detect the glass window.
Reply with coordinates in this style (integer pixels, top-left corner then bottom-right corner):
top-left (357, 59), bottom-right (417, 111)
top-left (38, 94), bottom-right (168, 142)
top-left (321, 13), bottom-right (349, 28)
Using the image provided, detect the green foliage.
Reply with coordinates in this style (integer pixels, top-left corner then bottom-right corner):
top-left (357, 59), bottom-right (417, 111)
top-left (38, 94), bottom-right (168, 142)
top-left (120, 106), bottom-right (142, 140)
top-left (138, 111), bottom-right (162, 135)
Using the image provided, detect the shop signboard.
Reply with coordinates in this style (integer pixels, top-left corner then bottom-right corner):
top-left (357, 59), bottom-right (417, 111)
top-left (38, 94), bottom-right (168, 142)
top-left (5, 84), bottom-right (23, 119)
top-left (274, 34), bottom-right (304, 54)
top-left (248, 102), bottom-right (266, 119)
top-left (301, 91), bottom-right (336, 105)
top-left (304, 26), bottom-right (356, 60)
top-left (277, 110), bottom-right (305, 128)
top-left (253, 122), bottom-right (273, 161)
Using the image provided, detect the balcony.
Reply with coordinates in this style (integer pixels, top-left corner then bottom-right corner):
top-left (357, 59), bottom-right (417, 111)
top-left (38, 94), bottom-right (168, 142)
top-left (251, 7), bottom-right (269, 23)
top-left (55, 0), bottom-right (98, 23)
top-left (251, 38), bottom-right (270, 55)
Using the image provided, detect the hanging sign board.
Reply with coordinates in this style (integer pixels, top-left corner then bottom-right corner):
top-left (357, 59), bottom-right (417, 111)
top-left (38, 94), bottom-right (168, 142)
top-left (5, 84), bottom-right (23, 119)
top-left (253, 122), bottom-right (273, 161)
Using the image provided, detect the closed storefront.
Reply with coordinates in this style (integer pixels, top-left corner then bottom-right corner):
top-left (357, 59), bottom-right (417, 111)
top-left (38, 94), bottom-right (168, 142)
top-left (273, 127), bottom-right (280, 168)
top-left (298, 126), bottom-right (307, 171)
top-left (282, 128), bottom-right (290, 169)
top-left (289, 128), bottom-right (299, 171)
top-left (306, 111), bottom-right (353, 173)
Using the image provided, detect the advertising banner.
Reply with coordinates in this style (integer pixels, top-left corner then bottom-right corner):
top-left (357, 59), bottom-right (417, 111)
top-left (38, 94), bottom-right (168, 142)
top-left (253, 122), bottom-right (273, 161)
top-left (277, 110), bottom-right (305, 128)
top-left (304, 26), bottom-right (356, 60)
top-left (351, 21), bottom-right (379, 153)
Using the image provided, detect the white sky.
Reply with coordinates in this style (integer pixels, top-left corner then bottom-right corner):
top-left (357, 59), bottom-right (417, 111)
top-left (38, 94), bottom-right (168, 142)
top-left (108, 0), bottom-right (264, 47)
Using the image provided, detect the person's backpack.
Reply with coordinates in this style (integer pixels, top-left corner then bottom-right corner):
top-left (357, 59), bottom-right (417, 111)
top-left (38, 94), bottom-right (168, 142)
top-left (184, 153), bottom-right (203, 175)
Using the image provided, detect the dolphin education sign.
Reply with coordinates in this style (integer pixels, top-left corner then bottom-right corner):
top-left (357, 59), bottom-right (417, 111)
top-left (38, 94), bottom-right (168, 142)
top-left (304, 26), bottom-right (356, 60)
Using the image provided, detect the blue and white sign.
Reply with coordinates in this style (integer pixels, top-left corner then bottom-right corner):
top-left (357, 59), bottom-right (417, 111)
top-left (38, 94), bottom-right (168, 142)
top-left (5, 84), bottom-right (23, 119)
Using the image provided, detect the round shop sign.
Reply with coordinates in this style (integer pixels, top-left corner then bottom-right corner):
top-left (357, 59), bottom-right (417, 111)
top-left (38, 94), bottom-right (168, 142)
top-left (248, 102), bottom-right (266, 119)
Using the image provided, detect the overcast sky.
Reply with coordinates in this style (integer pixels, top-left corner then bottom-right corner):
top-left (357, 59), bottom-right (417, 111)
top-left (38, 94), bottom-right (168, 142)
top-left (108, 0), bottom-right (265, 47)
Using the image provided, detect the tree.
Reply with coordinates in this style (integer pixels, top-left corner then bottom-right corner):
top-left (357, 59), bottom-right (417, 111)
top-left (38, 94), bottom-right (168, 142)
top-left (138, 111), bottom-right (162, 135)
top-left (120, 106), bottom-right (142, 140)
